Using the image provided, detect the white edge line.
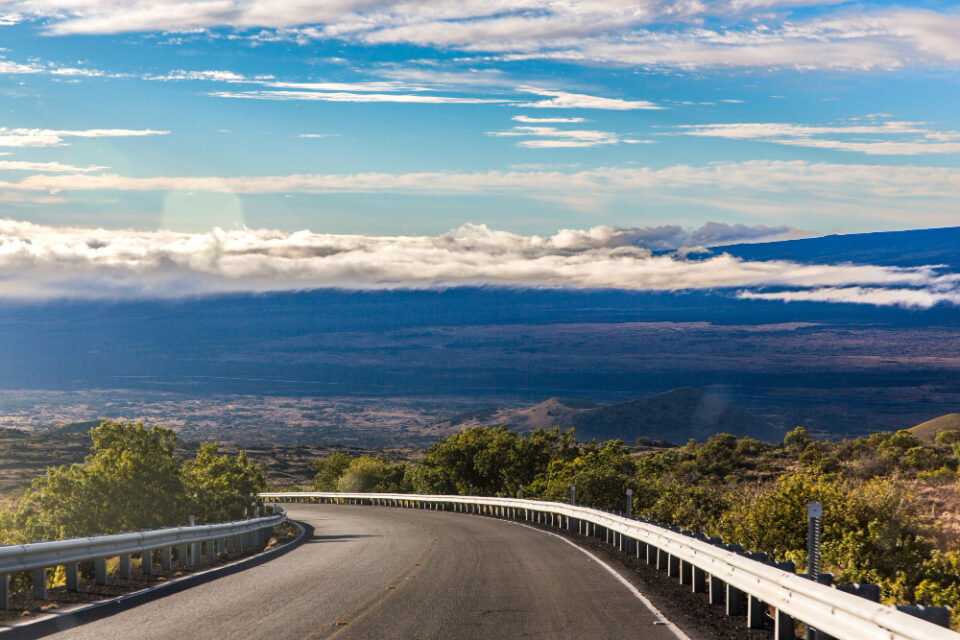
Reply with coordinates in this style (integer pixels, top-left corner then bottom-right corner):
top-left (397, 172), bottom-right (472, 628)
top-left (509, 520), bottom-right (693, 640)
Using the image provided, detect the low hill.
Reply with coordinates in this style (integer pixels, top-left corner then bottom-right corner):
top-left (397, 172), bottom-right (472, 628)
top-left (428, 397), bottom-right (600, 435)
top-left (49, 419), bottom-right (104, 436)
top-left (910, 413), bottom-right (960, 441)
top-left (428, 388), bottom-right (773, 444)
top-left (574, 387), bottom-right (769, 443)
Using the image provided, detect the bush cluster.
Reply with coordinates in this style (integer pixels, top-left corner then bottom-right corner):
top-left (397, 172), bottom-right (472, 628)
top-left (0, 420), bottom-right (266, 543)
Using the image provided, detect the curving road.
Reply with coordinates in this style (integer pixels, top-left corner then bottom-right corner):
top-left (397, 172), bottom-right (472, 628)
top-left (44, 504), bottom-right (690, 640)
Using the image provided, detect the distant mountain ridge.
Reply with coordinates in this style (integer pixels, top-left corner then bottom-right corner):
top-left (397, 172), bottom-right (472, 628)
top-left (429, 387), bottom-right (774, 444)
top-left (708, 226), bottom-right (960, 270)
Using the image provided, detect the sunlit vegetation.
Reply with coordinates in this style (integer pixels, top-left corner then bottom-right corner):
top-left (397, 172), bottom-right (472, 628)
top-left (0, 421), bottom-right (266, 543)
top-left (311, 424), bottom-right (960, 628)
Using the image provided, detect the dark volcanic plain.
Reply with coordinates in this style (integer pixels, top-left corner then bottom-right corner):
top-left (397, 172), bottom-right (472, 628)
top-left (0, 317), bottom-right (955, 446)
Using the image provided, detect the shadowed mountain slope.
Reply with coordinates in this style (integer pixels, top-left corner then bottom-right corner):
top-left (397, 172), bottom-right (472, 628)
top-left (429, 397), bottom-right (600, 436)
top-left (430, 388), bottom-right (773, 444)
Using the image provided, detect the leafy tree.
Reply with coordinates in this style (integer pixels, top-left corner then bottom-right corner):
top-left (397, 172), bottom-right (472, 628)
top-left (784, 426), bottom-right (812, 451)
top-left (183, 442), bottom-right (266, 523)
top-left (1, 421), bottom-right (267, 543)
top-left (901, 446), bottom-right (944, 471)
top-left (337, 456), bottom-right (407, 492)
top-left (408, 426), bottom-right (577, 496)
top-left (313, 452), bottom-right (354, 491)
top-left (4, 421), bottom-right (186, 541)
top-left (692, 433), bottom-right (742, 478)
top-left (532, 440), bottom-right (635, 510)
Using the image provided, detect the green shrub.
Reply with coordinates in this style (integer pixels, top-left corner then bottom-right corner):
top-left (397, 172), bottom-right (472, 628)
top-left (1, 421), bottom-right (264, 542)
top-left (935, 430), bottom-right (960, 446)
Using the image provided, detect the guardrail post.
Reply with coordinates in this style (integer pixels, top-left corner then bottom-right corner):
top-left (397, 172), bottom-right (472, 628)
top-left (162, 546), bottom-right (173, 570)
top-left (95, 557), bottom-right (108, 584)
top-left (668, 554), bottom-right (680, 578)
top-left (178, 543), bottom-right (188, 568)
top-left (0, 574), bottom-right (8, 609)
top-left (657, 548), bottom-right (668, 571)
top-left (747, 594), bottom-right (766, 628)
top-left (726, 584), bottom-right (745, 616)
top-left (141, 550), bottom-right (153, 576)
top-left (709, 575), bottom-right (724, 605)
top-left (895, 605), bottom-right (952, 628)
top-left (32, 568), bottom-right (46, 600)
top-left (646, 544), bottom-right (657, 565)
top-left (775, 608), bottom-right (796, 640)
top-left (207, 539), bottom-right (216, 562)
top-left (65, 561), bottom-right (79, 590)
top-left (680, 560), bottom-right (692, 585)
top-left (119, 553), bottom-right (131, 580)
top-left (692, 565), bottom-right (707, 593)
top-left (836, 582), bottom-right (880, 602)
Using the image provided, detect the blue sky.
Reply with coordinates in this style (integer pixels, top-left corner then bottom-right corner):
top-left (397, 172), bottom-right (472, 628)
top-left (0, 1), bottom-right (958, 305)
top-left (0, 0), bottom-right (958, 236)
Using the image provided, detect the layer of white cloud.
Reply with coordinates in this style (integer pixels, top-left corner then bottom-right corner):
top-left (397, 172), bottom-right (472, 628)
top-left (6, 160), bottom-right (960, 227)
top-left (210, 90), bottom-right (506, 104)
top-left (0, 127), bottom-right (168, 148)
top-left (678, 121), bottom-right (960, 155)
top-left (146, 69), bottom-right (250, 82)
top-left (5, 160), bottom-right (960, 203)
top-left (0, 160), bottom-right (108, 172)
top-left (515, 89), bottom-right (662, 110)
top-left (0, 219), bottom-right (953, 307)
top-left (739, 287), bottom-right (960, 308)
top-left (513, 116), bottom-right (587, 123)
top-left (6, 2), bottom-right (957, 71)
top-left (489, 125), bottom-right (651, 148)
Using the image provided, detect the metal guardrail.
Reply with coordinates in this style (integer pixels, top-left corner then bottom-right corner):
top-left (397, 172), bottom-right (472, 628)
top-left (262, 492), bottom-right (957, 640)
top-left (0, 507), bottom-right (286, 608)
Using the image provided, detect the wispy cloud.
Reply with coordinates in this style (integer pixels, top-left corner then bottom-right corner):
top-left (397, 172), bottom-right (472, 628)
top-left (0, 127), bottom-right (169, 148)
top-left (210, 90), bottom-right (506, 104)
top-left (8, 160), bottom-right (960, 226)
top-left (298, 133), bottom-right (340, 139)
top-left (145, 69), bottom-right (253, 82)
top-left (677, 120), bottom-right (960, 155)
top-left (739, 287), bottom-right (960, 308)
top-left (6, 3), bottom-right (960, 71)
top-left (6, 160), bottom-right (960, 201)
top-left (515, 89), bottom-right (662, 110)
top-left (0, 218), bottom-right (953, 308)
top-left (489, 125), bottom-right (651, 148)
top-left (0, 160), bottom-right (108, 172)
top-left (513, 116), bottom-right (587, 123)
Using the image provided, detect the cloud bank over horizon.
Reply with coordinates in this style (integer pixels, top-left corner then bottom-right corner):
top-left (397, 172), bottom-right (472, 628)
top-left (0, 219), bottom-right (955, 308)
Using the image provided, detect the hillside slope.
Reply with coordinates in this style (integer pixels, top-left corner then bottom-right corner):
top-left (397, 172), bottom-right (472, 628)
top-left (910, 413), bottom-right (960, 441)
top-left (429, 388), bottom-right (773, 444)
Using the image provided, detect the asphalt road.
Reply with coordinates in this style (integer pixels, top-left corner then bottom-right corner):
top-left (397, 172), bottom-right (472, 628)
top-left (44, 504), bottom-right (688, 640)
